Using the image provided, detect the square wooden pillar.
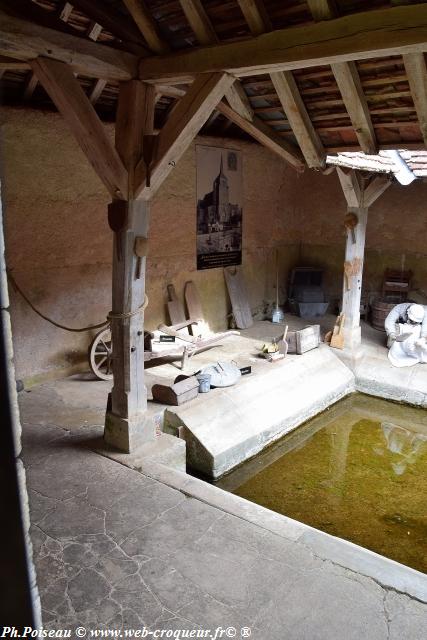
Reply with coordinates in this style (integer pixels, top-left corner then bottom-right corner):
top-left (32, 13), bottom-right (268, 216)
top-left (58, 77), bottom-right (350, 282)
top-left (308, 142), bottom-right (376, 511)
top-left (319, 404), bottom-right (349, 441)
top-left (104, 199), bottom-right (153, 452)
top-left (341, 206), bottom-right (368, 350)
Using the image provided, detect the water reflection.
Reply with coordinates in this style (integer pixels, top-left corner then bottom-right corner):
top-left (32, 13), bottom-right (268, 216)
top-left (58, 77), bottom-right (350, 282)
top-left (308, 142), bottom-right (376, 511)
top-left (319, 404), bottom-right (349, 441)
top-left (376, 422), bottom-right (427, 476)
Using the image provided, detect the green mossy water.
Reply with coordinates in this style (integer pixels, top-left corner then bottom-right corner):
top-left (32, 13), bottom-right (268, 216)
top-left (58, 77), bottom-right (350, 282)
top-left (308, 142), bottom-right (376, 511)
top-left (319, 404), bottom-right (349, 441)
top-left (225, 395), bottom-right (427, 573)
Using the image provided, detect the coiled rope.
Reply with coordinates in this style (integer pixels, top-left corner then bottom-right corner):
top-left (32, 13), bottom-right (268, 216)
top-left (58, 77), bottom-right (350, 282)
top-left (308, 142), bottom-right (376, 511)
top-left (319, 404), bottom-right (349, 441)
top-left (7, 269), bottom-right (148, 333)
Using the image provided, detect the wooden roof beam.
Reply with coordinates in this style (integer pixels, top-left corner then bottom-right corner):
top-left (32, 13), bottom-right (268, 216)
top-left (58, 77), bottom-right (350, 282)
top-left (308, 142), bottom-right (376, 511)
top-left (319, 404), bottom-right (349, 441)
top-left (306, 0), bottom-right (337, 21)
top-left (270, 71), bottom-right (325, 168)
top-left (89, 77), bottom-right (107, 104)
top-left (307, 0), bottom-right (377, 154)
top-left (70, 0), bottom-right (146, 52)
top-left (236, 0), bottom-right (271, 36)
top-left (224, 80), bottom-right (254, 121)
top-left (178, 0), bottom-right (218, 45)
top-left (331, 61), bottom-right (377, 154)
top-left (122, 0), bottom-right (169, 54)
top-left (0, 10), bottom-right (138, 81)
top-left (134, 72), bottom-right (235, 199)
top-left (31, 57), bottom-right (127, 198)
top-left (336, 167), bottom-right (362, 208)
top-left (176, 1), bottom-right (251, 123)
top-left (217, 101), bottom-right (305, 171)
top-left (403, 53), bottom-right (427, 146)
top-left (139, 5), bottom-right (427, 81)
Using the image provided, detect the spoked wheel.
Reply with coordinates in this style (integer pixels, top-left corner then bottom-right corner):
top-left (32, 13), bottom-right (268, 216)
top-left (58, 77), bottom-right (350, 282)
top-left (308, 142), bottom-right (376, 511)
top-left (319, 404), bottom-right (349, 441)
top-left (89, 327), bottom-right (113, 381)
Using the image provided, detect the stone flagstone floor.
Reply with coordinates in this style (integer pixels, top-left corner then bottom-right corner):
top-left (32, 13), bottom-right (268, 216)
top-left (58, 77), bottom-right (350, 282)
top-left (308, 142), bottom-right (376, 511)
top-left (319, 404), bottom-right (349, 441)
top-left (20, 377), bottom-right (427, 639)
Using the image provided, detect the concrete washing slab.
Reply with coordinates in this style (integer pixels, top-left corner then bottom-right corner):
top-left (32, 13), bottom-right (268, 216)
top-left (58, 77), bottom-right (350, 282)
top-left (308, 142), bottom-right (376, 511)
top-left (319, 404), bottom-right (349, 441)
top-left (164, 345), bottom-right (355, 478)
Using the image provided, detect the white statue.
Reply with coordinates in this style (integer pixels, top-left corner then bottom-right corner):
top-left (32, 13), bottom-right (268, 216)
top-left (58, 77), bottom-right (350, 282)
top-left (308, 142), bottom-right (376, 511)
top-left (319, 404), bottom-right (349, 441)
top-left (384, 303), bottom-right (427, 367)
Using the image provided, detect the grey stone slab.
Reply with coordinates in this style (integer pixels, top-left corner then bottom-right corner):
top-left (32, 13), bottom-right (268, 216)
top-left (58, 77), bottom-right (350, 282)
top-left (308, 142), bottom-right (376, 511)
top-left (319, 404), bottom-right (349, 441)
top-left (105, 480), bottom-right (184, 543)
top-left (255, 563), bottom-right (388, 640)
top-left (386, 591), bottom-right (427, 640)
top-left (68, 568), bottom-right (110, 612)
top-left (139, 558), bottom-right (202, 612)
top-left (41, 497), bottom-right (106, 538)
top-left (121, 496), bottom-right (223, 558)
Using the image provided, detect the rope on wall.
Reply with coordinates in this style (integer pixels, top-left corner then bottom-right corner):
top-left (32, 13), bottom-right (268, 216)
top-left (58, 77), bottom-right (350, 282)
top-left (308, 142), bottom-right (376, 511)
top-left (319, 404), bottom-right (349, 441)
top-left (6, 270), bottom-right (149, 333)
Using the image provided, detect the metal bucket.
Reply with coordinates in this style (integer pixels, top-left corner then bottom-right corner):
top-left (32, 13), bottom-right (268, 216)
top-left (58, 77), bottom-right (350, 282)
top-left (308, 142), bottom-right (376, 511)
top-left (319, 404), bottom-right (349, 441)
top-left (196, 373), bottom-right (211, 393)
top-left (272, 306), bottom-right (285, 323)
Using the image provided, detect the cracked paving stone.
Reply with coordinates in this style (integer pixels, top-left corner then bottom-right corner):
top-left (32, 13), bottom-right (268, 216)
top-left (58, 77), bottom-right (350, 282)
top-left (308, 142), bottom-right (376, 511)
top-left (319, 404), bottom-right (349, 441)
top-left (139, 558), bottom-right (202, 612)
top-left (68, 568), bottom-right (110, 612)
top-left (177, 592), bottom-right (251, 630)
top-left (110, 585), bottom-right (163, 626)
top-left (95, 553), bottom-right (139, 584)
top-left (105, 481), bottom-right (184, 543)
top-left (40, 497), bottom-right (106, 538)
top-left (121, 497), bottom-right (224, 558)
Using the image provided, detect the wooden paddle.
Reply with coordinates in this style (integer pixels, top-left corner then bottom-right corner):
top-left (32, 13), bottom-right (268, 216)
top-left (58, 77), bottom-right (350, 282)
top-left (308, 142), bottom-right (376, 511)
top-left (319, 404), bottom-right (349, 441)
top-left (330, 313), bottom-right (345, 350)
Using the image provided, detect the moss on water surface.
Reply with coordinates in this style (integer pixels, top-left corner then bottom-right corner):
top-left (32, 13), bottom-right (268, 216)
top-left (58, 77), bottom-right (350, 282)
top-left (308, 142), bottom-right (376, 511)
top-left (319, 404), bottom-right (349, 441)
top-left (219, 394), bottom-right (427, 573)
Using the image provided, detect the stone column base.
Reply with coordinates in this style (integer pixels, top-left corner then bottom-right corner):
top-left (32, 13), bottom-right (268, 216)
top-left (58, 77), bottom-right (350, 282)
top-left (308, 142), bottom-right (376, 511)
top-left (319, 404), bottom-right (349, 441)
top-left (104, 406), bottom-right (156, 453)
top-left (343, 326), bottom-right (362, 350)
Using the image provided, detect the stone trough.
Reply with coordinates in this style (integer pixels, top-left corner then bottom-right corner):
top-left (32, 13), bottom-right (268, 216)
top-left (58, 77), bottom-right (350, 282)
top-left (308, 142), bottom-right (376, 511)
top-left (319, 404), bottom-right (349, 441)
top-left (164, 345), bottom-right (355, 478)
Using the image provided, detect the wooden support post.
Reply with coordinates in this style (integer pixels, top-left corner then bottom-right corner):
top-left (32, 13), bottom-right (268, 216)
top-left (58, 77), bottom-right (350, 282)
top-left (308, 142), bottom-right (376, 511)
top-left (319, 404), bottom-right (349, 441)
top-left (342, 205), bottom-right (368, 350)
top-left (104, 80), bottom-right (156, 452)
top-left (337, 170), bottom-right (390, 351)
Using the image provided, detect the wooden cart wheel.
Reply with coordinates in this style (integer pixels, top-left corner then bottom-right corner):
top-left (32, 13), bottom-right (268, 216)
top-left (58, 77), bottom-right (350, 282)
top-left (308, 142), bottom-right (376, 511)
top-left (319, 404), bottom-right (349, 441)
top-left (89, 327), bottom-right (113, 381)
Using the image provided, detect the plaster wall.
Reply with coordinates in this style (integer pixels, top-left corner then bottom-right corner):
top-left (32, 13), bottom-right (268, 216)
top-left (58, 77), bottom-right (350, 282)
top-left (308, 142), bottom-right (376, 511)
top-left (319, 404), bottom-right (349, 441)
top-left (292, 170), bottom-right (427, 302)
top-left (0, 108), bottom-right (299, 383)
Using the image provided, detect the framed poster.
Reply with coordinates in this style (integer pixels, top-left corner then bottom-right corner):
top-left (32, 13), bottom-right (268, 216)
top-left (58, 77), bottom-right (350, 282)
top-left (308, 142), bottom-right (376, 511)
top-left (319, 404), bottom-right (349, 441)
top-left (196, 145), bottom-right (243, 270)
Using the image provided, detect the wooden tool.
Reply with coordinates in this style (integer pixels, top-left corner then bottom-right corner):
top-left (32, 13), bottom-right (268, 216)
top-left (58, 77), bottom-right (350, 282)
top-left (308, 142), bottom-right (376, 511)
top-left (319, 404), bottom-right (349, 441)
top-left (184, 281), bottom-right (209, 336)
top-left (166, 284), bottom-right (188, 333)
top-left (330, 313), bottom-right (345, 350)
top-left (278, 325), bottom-right (289, 357)
top-left (224, 267), bottom-right (253, 329)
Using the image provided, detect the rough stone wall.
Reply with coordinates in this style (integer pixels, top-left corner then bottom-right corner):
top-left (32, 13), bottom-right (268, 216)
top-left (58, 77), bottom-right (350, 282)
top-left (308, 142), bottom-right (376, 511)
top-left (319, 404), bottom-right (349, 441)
top-left (0, 108), bottom-right (298, 383)
top-left (292, 169), bottom-right (427, 300)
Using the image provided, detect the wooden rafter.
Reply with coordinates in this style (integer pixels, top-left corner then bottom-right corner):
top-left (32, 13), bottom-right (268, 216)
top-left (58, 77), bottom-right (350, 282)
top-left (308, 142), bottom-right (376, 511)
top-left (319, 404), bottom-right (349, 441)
top-left (331, 61), bottom-right (377, 154)
top-left (307, 0), bottom-right (376, 154)
top-left (224, 80), bottom-right (253, 121)
top-left (139, 5), bottom-right (427, 80)
top-left (306, 0), bottom-right (337, 22)
top-left (89, 78), bottom-right (107, 104)
top-left (133, 72), bottom-right (235, 199)
top-left (178, 0), bottom-right (218, 45)
top-left (403, 53), bottom-right (427, 146)
top-left (175, 0), bottom-right (250, 126)
top-left (122, 0), bottom-right (169, 54)
top-left (217, 101), bottom-right (305, 171)
top-left (236, 0), bottom-right (271, 36)
top-left (336, 167), bottom-right (362, 208)
top-left (70, 0), bottom-right (146, 51)
top-left (270, 71), bottom-right (324, 168)
top-left (362, 175), bottom-right (391, 208)
top-left (23, 71), bottom-right (38, 100)
top-left (0, 10), bottom-right (138, 81)
top-left (31, 57), bottom-right (127, 198)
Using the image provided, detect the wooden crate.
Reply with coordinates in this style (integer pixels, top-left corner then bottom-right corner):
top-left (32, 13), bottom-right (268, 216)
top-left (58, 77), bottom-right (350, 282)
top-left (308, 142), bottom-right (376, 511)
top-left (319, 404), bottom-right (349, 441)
top-left (287, 325), bottom-right (320, 354)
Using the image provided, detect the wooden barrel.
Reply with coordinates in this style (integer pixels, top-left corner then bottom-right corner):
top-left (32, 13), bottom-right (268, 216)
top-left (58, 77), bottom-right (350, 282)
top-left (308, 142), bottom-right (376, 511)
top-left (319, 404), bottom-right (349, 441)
top-left (371, 299), bottom-right (395, 331)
